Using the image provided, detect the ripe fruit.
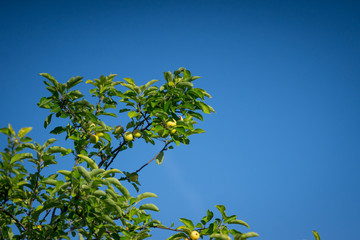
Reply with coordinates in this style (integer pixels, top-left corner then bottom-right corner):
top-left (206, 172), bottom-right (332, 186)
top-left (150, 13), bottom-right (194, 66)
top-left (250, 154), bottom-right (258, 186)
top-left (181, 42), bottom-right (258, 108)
top-left (190, 231), bottom-right (200, 240)
top-left (90, 134), bottom-right (99, 144)
top-left (170, 129), bottom-right (177, 134)
top-left (133, 129), bottom-right (141, 138)
top-left (124, 132), bottom-right (133, 141)
top-left (114, 125), bottom-right (124, 135)
top-left (129, 173), bottom-right (138, 182)
top-left (166, 119), bottom-right (177, 127)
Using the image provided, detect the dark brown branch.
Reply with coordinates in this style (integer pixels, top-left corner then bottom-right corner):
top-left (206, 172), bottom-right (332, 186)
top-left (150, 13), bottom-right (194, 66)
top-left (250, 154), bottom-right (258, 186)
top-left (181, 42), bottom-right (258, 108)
top-left (0, 208), bottom-right (28, 231)
top-left (100, 115), bottom-right (152, 169)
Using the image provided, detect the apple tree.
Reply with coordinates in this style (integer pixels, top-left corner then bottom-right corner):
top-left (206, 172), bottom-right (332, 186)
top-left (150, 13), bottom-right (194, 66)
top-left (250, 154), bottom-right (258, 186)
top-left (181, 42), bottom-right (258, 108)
top-left (0, 67), bottom-right (319, 240)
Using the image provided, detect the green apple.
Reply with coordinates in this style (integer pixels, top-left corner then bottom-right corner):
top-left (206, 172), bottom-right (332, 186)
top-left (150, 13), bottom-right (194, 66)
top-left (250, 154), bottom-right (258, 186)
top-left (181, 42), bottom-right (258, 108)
top-left (170, 129), bottom-right (177, 134)
top-left (129, 173), bottom-right (138, 182)
top-left (90, 134), bottom-right (99, 144)
top-left (114, 125), bottom-right (124, 135)
top-left (124, 131), bottom-right (133, 141)
top-left (133, 129), bottom-right (141, 138)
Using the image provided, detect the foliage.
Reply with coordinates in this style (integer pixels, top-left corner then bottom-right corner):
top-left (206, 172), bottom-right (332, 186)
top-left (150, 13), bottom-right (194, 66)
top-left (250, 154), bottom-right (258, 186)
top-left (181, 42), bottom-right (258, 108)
top-left (0, 68), bottom-right (259, 240)
top-left (0, 67), bottom-right (319, 240)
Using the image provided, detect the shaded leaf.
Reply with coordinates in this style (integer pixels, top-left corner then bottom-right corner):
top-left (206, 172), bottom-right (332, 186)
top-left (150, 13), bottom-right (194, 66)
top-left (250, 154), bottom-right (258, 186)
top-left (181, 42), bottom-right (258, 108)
top-left (156, 151), bottom-right (164, 165)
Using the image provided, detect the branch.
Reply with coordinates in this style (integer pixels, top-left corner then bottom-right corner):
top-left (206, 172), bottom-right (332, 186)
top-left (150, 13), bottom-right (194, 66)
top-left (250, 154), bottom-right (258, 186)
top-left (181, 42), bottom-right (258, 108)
top-left (0, 208), bottom-right (28, 231)
top-left (152, 225), bottom-right (183, 232)
top-left (100, 115), bottom-right (152, 169)
top-left (134, 141), bottom-right (170, 174)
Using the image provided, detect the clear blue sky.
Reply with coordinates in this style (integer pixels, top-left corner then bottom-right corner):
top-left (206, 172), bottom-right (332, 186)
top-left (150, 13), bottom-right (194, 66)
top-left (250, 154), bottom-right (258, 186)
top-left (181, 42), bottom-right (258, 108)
top-left (1, 0), bottom-right (359, 239)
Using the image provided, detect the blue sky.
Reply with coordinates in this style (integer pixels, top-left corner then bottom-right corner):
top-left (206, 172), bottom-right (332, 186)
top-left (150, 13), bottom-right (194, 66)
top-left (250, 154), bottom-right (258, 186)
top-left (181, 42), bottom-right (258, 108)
top-left (1, 0), bottom-right (360, 239)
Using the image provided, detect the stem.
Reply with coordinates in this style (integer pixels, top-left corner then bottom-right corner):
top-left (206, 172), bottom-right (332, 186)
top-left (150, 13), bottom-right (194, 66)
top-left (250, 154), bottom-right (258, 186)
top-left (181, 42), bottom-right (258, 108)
top-left (100, 115), bottom-right (152, 169)
top-left (0, 208), bottom-right (28, 231)
top-left (135, 141), bottom-right (170, 174)
top-left (152, 225), bottom-right (183, 232)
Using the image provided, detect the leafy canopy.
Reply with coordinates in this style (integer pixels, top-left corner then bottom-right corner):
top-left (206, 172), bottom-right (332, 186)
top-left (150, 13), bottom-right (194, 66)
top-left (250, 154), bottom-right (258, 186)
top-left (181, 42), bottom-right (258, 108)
top-left (0, 67), bottom-right (318, 240)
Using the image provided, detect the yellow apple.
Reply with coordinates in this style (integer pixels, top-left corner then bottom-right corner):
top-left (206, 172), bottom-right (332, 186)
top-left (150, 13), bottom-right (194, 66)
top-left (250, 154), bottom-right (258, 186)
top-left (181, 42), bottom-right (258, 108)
top-left (114, 125), bottom-right (124, 135)
top-left (124, 132), bottom-right (133, 141)
top-left (90, 134), bottom-right (99, 144)
top-left (190, 231), bottom-right (200, 240)
top-left (133, 129), bottom-right (142, 138)
top-left (170, 129), bottom-right (177, 134)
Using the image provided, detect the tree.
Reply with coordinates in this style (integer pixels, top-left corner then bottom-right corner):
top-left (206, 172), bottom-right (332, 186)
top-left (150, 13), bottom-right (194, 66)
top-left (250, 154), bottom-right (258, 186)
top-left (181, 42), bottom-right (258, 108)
top-left (0, 68), bottom-right (319, 240)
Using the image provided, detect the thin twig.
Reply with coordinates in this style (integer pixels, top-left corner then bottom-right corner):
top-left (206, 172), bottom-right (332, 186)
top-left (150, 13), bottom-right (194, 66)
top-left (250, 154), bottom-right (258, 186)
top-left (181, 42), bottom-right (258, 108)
top-left (135, 141), bottom-right (170, 174)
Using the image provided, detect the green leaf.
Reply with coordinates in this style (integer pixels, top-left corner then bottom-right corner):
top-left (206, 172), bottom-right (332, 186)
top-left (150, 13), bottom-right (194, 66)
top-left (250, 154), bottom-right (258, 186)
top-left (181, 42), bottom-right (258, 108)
top-left (228, 219), bottom-right (250, 228)
top-left (124, 78), bottom-right (135, 85)
top-left (313, 231), bottom-right (320, 240)
top-left (193, 128), bottom-right (205, 134)
top-left (93, 190), bottom-right (107, 197)
top-left (76, 166), bottom-right (91, 182)
top-left (210, 233), bottom-right (231, 240)
top-left (139, 203), bottom-right (160, 212)
top-left (179, 218), bottom-right (194, 231)
top-left (166, 232), bottom-right (189, 240)
top-left (18, 127), bottom-right (32, 138)
top-left (201, 210), bottom-right (214, 224)
top-left (183, 70), bottom-right (191, 79)
top-left (198, 102), bottom-right (211, 114)
top-left (164, 71), bottom-right (174, 82)
top-left (8, 124), bottom-right (15, 136)
top-left (44, 114), bottom-right (53, 128)
top-left (66, 76), bottom-right (83, 90)
top-left (156, 151), bottom-right (164, 165)
top-left (178, 81), bottom-right (193, 88)
top-left (47, 146), bottom-right (72, 156)
top-left (43, 138), bottom-right (57, 149)
top-left (10, 153), bottom-right (33, 164)
top-left (107, 178), bottom-right (130, 199)
top-left (128, 111), bottom-right (139, 118)
top-left (136, 192), bottom-right (158, 203)
top-left (239, 232), bottom-right (259, 240)
top-left (39, 73), bottom-right (57, 86)
top-left (100, 169), bottom-right (122, 177)
top-left (57, 170), bottom-right (72, 177)
top-left (89, 169), bottom-right (105, 177)
top-left (77, 154), bottom-right (98, 169)
top-left (0, 127), bottom-right (11, 136)
top-left (50, 126), bottom-right (66, 135)
top-left (215, 205), bottom-right (227, 219)
top-left (144, 79), bottom-right (159, 89)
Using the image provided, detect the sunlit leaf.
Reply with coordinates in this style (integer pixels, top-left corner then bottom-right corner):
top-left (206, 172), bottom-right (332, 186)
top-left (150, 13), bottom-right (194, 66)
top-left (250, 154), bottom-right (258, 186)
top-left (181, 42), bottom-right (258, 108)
top-left (139, 203), bottom-right (160, 212)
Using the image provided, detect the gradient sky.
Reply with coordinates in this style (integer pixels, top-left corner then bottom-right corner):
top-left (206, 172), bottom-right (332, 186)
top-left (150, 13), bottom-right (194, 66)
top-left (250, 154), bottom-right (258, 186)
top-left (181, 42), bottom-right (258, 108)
top-left (1, 1), bottom-right (360, 239)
